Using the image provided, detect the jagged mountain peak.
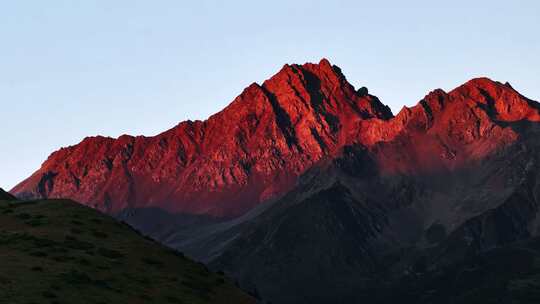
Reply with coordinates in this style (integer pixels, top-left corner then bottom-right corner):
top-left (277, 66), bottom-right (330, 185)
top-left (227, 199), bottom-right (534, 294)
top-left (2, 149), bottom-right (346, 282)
top-left (392, 76), bottom-right (540, 131)
top-left (451, 77), bottom-right (540, 122)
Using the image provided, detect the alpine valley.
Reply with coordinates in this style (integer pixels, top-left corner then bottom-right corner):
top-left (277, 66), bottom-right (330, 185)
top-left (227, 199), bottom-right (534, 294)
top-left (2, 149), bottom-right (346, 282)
top-left (12, 59), bottom-right (540, 303)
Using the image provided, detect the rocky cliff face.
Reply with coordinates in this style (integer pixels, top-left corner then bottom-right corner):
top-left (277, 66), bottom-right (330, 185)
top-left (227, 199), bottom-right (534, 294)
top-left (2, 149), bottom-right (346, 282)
top-left (12, 59), bottom-right (538, 220)
top-left (12, 59), bottom-right (395, 217)
top-left (358, 78), bottom-right (539, 176)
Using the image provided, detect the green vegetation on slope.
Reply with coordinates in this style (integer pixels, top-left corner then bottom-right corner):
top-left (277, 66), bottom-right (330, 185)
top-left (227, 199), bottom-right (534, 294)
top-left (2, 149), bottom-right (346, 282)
top-left (0, 198), bottom-right (254, 304)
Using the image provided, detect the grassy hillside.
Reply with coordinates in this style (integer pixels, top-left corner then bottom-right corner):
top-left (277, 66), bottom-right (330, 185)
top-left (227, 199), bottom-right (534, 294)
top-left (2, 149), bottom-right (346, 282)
top-left (0, 197), bottom-right (255, 304)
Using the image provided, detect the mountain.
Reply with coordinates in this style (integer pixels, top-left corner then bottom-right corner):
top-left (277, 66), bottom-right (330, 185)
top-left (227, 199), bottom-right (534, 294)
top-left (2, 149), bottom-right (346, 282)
top-left (0, 196), bottom-right (255, 303)
top-left (12, 60), bottom-right (539, 219)
top-left (11, 59), bottom-right (392, 218)
top-left (11, 59), bottom-right (540, 303)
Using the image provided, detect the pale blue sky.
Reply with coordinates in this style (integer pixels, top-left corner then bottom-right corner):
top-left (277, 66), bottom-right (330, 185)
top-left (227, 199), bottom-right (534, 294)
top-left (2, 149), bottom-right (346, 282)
top-left (1, 0), bottom-right (539, 190)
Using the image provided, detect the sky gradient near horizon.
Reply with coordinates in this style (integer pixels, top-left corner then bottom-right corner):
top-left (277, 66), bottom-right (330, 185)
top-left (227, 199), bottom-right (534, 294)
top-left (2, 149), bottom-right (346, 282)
top-left (1, 0), bottom-right (539, 190)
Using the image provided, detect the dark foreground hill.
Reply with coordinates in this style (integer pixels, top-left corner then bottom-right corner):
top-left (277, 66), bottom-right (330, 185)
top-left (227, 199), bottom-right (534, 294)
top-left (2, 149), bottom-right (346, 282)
top-left (0, 197), bottom-right (254, 304)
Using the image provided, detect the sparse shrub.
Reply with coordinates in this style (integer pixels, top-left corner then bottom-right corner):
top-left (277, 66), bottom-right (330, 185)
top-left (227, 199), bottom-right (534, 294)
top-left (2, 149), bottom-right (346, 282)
top-left (33, 238), bottom-right (57, 248)
top-left (136, 277), bottom-right (152, 286)
top-left (59, 269), bottom-right (111, 290)
top-left (31, 266), bottom-right (44, 272)
top-left (70, 227), bottom-right (84, 234)
top-left (95, 265), bottom-right (111, 271)
top-left (171, 250), bottom-right (185, 258)
top-left (181, 279), bottom-right (212, 294)
top-left (78, 258), bottom-right (91, 266)
top-left (60, 270), bottom-right (93, 285)
top-left (52, 255), bottom-right (75, 262)
top-left (41, 291), bottom-right (57, 299)
top-left (165, 295), bottom-right (184, 303)
top-left (29, 251), bottom-right (48, 257)
top-left (63, 238), bottom-right (95, 250)
top-left (97, 247), bottom-right (124, 259)
top-left (26, 218), bottom-right (47, 227)
top-left (142, 257), bottom-right (163, 267)
top-left (15, 213), bottom-right (31, 220)
top-left (92, 230), bottom-right (108, 238)
top-left (49, 247), bottom-right (68, 254)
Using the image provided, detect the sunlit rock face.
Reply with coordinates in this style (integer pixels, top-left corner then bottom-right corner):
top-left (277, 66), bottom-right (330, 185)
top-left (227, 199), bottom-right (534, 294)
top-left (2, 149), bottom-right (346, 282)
top-left (12, 59), bottom-right (538, 219)
top-left (12, 59), bottom-right (394, 217)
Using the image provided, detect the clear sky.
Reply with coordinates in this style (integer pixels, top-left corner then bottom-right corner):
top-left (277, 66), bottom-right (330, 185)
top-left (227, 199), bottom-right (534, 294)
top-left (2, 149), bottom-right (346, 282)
top-left (1, 0), bottom-right (539, 190)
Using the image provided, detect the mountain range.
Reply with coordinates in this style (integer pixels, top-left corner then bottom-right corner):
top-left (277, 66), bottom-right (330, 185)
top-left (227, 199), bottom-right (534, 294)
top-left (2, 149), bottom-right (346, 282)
top-left (11, 59), bottom-right (540, 303)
